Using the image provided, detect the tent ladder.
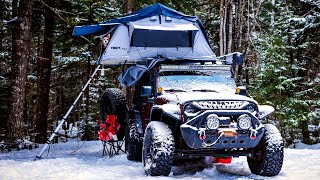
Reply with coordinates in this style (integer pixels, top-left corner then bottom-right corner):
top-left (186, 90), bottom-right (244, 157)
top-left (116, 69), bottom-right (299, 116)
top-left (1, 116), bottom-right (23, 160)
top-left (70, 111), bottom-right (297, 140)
top-left (35, 64), bottom-right (102, 160)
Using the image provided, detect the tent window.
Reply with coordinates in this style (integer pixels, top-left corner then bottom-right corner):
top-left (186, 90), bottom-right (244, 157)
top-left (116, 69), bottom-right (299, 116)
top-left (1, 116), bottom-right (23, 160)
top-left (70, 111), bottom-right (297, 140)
top-left (131, 29), bottom-right (196, 48)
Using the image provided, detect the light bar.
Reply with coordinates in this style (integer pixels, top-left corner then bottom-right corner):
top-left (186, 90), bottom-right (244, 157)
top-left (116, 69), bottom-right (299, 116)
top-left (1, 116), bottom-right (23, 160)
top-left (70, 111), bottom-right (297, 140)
top-left (160, 64), bottom-right (231, 72)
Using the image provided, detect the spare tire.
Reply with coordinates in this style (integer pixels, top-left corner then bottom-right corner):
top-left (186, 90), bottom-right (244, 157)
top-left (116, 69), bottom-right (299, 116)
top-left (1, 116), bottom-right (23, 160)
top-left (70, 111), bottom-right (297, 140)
top-left (100, 88), bottom-right (127, 140)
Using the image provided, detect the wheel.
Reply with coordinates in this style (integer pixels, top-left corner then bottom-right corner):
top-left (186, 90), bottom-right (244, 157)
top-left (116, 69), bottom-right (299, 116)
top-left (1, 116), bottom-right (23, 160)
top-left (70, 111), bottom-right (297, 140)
top-left (247, 124), bottom-right (284, 176)
top-left (127, 122), bottom-right (143, 161)
top-left (100, 88), bottom-right (127, 140)
top-left (143, 121), bottom-right (175, 176)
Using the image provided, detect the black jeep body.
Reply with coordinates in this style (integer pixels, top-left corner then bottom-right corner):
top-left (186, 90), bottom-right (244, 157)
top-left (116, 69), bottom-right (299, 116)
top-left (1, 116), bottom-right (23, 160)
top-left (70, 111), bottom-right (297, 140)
top-left (100, 60), bottom-right (284, 177)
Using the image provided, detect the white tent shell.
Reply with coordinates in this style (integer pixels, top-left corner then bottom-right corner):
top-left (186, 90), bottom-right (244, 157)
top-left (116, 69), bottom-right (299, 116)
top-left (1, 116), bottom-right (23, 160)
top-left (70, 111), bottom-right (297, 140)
top-left (100, 15), bottom-right (216, 65)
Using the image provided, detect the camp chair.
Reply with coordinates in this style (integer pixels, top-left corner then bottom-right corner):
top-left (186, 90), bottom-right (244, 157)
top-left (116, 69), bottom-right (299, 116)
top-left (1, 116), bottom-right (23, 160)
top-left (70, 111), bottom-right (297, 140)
top-left (98, 115), bottom-right (125, 157)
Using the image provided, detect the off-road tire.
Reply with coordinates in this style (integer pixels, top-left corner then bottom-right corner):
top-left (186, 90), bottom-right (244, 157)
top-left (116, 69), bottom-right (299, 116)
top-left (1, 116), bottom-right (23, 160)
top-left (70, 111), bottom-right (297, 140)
top-left (127, 122), bottom-right (143, 161)
top-left (143, 121), bottom-right (175, 176)
top-left (100, 88), bottom-right (126, 140)
top-left (247, 124), bottom-right (284, 176)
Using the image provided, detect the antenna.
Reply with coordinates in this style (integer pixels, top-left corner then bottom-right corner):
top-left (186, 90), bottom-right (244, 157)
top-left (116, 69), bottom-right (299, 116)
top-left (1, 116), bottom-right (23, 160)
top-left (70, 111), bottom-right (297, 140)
top-left (159, 71), bottom-right (181, 105)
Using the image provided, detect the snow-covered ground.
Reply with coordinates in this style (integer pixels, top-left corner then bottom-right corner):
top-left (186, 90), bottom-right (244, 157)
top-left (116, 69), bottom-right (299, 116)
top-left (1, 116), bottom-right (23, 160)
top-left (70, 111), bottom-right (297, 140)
top-left (0, 140), bottom-right (319, 180)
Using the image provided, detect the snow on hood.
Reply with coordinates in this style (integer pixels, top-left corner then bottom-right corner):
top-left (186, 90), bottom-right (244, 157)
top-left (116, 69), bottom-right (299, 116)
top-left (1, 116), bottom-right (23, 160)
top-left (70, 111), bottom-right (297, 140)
top-left (158, 92), bottom-right (258, 105)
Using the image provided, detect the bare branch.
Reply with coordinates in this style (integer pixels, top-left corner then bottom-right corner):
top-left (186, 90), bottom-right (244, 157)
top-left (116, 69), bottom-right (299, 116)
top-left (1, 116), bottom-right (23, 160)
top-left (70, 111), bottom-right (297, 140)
top-left (40, 0), bottom-right (67, 24)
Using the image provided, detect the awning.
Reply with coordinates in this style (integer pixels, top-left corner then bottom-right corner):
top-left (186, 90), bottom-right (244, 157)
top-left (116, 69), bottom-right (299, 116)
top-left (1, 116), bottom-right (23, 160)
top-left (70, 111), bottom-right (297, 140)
top-left (73, 23), bottom-right (120, 37)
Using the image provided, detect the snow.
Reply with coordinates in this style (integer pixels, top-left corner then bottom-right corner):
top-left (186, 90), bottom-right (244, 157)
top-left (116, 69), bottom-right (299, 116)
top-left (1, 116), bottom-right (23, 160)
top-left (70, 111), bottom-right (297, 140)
top-left (0, 140), bottom-right (320, 179)
top-left (289, 17), bottom-right (307, 24)
top-left (288, 142), bottom-right (320, 150)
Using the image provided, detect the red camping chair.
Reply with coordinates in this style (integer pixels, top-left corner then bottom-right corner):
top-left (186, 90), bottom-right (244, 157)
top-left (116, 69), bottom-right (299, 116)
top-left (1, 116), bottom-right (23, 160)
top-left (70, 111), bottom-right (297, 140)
top-left (97, 115), bottom-right (125, 157)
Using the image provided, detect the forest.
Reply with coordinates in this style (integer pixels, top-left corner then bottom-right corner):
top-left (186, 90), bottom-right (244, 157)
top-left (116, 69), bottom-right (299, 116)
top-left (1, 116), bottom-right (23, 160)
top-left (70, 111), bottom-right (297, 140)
top-left (0, 0), bottom-right (319, 148)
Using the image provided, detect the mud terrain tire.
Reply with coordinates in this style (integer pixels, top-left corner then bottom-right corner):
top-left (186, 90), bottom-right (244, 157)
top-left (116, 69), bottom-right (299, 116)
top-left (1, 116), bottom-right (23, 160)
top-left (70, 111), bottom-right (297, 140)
top-left (100, 88), bottom-right (126, 140)
top-left (143, 121), bottom-right (175, 176)
top-left (127, 122), bottom-right (143, 161)
top-left (247, 124), bottom-right (284, 176)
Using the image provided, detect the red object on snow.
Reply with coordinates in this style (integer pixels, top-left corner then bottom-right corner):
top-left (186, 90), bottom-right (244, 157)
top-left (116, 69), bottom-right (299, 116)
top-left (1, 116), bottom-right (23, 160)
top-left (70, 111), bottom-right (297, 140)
top-left (98, 115), bottom-right (120, 141)
top-left (216, 157), bottom-right (232, 164)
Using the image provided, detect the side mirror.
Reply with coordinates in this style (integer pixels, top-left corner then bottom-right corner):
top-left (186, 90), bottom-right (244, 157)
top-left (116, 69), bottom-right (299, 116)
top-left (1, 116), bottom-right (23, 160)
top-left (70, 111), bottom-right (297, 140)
top-left (235, 86), bottom-right (247, 96)
top-left (141, 86), bottom-right (152, 97)
top-left (258, 105), bottom-right (275, 119)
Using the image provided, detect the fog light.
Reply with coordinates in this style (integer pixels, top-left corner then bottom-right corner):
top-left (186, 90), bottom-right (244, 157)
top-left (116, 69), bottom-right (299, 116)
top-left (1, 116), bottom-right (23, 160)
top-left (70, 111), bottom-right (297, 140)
top-left (237, 114), bottom-right (252, 129)
top-left (206, 114), bottom-right (220, 130)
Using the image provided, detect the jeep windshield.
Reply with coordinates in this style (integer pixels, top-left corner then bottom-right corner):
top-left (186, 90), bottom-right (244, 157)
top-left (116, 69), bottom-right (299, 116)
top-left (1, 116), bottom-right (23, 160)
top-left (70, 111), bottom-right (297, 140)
top-left (158, 65), bottom-right (236, 93)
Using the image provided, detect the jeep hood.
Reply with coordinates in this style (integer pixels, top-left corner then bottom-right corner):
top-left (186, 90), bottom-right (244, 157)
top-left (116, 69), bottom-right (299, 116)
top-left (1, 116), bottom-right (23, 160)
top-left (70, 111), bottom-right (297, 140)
top-left (158, 92), bottom-right (258, 104)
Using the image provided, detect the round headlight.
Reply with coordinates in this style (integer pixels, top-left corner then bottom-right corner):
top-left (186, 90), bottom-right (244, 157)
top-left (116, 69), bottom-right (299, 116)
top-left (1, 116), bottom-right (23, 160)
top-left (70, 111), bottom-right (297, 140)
top-left (206, 114), bottom-right (220, 130)
top-left (237, 114), bottom-right (252, 129)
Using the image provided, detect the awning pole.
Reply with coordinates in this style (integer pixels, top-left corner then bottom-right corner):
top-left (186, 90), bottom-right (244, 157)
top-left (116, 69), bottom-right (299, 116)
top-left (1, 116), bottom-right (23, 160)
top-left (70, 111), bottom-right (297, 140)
top-left (35, 64), bottom-right (101, 160)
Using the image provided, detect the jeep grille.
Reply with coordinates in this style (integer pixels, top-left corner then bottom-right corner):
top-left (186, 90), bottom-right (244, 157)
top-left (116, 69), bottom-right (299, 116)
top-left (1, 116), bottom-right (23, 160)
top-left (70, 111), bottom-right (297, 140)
top-left (195, 101), bottom-right (247, 110)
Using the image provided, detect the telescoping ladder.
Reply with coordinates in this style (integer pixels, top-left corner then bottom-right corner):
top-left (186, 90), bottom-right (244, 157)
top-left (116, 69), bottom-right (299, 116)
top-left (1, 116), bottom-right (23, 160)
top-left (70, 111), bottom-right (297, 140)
top-left (35, 64), bottom-right (102, 160)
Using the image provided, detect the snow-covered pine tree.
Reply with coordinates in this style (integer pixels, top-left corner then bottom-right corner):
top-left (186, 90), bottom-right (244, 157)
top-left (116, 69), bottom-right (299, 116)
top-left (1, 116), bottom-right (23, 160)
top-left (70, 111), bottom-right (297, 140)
top-left (250, 0), bottom-right (320, 145)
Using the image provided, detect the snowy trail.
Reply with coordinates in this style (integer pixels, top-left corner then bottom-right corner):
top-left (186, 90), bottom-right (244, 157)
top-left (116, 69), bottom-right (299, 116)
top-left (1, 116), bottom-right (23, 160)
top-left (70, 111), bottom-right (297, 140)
top-left (0, 141), bottom-right (319, 180)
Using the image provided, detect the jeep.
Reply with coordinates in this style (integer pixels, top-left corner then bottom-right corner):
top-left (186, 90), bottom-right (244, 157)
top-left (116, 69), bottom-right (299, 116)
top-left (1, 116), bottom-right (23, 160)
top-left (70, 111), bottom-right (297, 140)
top-left (99, 58), bottom-right (284, 177)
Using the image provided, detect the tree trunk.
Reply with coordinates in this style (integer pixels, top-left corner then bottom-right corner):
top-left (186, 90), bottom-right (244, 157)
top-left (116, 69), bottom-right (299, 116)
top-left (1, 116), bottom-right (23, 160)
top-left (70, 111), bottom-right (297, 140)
top-left (271, 0), bottom-right (275, 27)
top-left (284, 1), bottom-right (295, 77)
top-left (227, 0), bottom-right (233, 53)
top-left (11, 0), bottom-right (18, 59)
top-left (7, 0), bottom-right (33, 143)
top-left (86, 1), bottom-right (93, 118)
top-left (35, 0), bottom-right (54, 143)
top-left (219, 0), bottom-right (224, 56)
top-left (223, 1), bottom-right (227, 55)
top-left (123, 0), bottom-right (133, 14)
top-left (124, 0), bottom-right (134, 115)
top-left (299, 120), bottom-right (311, 144)
top-left (239, 0), bottom-right (244, 51)
top-left (233, 0), bottom-right (238, 52)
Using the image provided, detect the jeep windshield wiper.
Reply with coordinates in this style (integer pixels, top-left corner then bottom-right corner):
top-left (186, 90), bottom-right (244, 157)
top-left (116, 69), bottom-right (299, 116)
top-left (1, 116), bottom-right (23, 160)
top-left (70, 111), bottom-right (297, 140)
top-left (165, 88), bottom-right (186, 92)
top-left (193, 89), bottom-right (219, 93)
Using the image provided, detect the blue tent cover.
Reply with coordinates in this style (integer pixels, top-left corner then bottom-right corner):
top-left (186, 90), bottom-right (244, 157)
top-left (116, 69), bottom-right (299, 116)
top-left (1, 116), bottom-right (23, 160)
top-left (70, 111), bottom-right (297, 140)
top-left (72, 3), bottom-right (210, 45)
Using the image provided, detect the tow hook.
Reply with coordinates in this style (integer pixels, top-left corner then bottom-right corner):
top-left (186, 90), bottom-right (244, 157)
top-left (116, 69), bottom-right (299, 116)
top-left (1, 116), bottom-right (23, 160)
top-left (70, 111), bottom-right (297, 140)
top-left (250, 129), bottom-right (257, 139)
top-left (198, 129), bottom-right (206, 140)
top-left (200, 129), bottom-right (238, 147)
top-left (201, 131), bottom-right (225, 147)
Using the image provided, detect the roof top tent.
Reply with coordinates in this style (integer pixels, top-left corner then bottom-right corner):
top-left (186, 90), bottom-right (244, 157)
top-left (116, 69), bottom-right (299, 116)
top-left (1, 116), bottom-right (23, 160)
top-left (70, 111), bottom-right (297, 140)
top-left (72, 3), bottom-right (216, 65)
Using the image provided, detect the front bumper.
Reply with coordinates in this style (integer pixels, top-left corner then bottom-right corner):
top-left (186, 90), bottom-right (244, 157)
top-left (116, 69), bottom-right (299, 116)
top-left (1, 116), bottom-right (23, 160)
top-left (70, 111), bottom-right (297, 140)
top-left (180, 110), bottom-right (264, 149)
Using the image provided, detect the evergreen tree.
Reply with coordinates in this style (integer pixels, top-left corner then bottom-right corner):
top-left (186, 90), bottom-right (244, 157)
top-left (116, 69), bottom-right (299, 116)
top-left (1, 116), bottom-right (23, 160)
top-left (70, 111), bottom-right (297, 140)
top-left (250, 0), bottom-right (320, 144)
